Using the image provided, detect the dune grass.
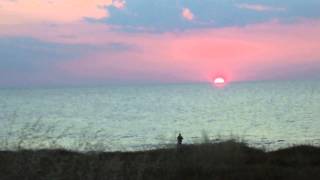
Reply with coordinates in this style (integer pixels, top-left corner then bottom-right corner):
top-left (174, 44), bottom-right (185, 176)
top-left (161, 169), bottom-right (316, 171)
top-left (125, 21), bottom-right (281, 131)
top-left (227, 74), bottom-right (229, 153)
top-left (1, 140), bottom-right (320, 180)
top-left (1, 118), bottom-right (320, 179)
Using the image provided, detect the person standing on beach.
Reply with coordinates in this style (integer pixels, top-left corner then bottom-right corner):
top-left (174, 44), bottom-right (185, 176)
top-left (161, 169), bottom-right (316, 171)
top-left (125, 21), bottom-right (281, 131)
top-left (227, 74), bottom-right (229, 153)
top-left (177, 133), bottom-right (183, 152)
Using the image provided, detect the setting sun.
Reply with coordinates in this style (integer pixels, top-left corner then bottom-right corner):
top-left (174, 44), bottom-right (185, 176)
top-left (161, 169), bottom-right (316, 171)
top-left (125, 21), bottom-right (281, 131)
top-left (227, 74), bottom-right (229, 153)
top-left (214, 77), bottom-right (225, 84)
top-left (212, 77), bottom-right (227, 88)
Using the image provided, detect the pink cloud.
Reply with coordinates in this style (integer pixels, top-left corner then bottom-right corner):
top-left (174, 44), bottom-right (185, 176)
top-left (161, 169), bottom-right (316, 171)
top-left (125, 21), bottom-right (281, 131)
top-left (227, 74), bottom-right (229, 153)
top-left (113, 0), bottom-right (126, 9)
top-left (51, 20), bottom-right (320, 83)
top-left (1, 19), bottom-right (320, 83)
top-left (236, 3), bottom-right (286, 12)
top-left (182, 8), bottom-right (194, 21)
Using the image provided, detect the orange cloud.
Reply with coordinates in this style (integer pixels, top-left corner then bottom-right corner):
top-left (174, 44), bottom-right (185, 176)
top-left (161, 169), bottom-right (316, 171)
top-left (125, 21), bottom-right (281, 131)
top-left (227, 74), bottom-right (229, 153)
top-left (182, 8), bottom-right (194, 21)
top-left (0, 0), bottom-right (115, 24)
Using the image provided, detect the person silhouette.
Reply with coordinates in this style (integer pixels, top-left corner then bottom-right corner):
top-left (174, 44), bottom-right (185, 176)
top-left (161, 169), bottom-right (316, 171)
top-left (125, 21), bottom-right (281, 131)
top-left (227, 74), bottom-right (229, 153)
top-left (177, 133), bottom-right (183, 145)
top-left (177, 133), bottom-right (183, 153)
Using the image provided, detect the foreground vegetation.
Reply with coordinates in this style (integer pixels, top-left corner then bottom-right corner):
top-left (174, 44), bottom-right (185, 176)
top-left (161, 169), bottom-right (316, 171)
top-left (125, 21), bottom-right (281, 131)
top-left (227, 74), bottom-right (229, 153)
top-left (1, 140), bottom-right (320, 180)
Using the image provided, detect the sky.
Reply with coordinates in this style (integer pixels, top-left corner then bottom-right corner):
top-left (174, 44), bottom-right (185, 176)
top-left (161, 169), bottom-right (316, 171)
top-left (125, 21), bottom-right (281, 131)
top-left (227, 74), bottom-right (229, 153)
top-left (1, 0), bottom-right (320, 86)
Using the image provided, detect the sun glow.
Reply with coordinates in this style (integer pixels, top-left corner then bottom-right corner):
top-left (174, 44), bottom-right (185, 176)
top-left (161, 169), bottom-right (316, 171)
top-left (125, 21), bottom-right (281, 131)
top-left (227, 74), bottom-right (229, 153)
top-left (212, 77), bottom-right (226, 88)
top-left (214, 77), bottom-right (225, 84)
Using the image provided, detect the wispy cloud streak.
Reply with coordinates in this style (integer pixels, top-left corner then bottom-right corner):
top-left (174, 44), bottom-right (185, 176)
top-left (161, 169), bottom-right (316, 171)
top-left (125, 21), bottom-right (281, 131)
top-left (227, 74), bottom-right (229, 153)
top-left (236, 3), bottom-right (286, 12)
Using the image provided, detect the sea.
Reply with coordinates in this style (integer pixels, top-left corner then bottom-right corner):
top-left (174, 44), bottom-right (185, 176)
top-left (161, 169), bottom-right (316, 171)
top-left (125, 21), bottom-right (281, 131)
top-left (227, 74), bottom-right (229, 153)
top-left (0, 80), bottom-right (320, 151)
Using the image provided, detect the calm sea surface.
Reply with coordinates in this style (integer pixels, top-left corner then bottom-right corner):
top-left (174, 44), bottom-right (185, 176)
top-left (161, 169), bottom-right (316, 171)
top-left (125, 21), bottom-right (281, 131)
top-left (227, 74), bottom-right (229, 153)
top-left (1, 81), bottom-right (320, 151)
